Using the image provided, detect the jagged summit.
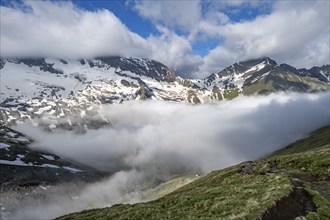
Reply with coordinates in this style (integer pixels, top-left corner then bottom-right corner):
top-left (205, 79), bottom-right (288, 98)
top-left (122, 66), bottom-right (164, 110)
top-left (239, 57), bottom-right (277, 65)
top-left (299, 65), bottom-right (330, 83)
top-left (0, 56), bottom-right (176, 82)
top-left (200, 57), bottom-right (329, 96)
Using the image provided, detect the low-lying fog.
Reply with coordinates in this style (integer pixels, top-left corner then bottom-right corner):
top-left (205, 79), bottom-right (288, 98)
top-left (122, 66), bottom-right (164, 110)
top-left (9, 92), bottom-right (330, 219)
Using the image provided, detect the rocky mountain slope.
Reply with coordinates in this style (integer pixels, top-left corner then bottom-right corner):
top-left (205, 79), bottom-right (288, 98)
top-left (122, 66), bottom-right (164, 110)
top-left (197, 57), bottom-right (329, 98)
top-left (0, 126), bottom-right (109, 187)
top-left (0, 57), bottom-right (329, 130)
top-left (0, 125), bottom-right (111, 219)
top-left (57, 125), bottom-right (330, 220)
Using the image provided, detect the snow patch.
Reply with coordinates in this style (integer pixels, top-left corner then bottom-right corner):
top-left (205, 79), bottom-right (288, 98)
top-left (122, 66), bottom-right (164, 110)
top-left (42, 155), bottom-right (55, 160)
top-left (0, 158), bottom-right (33, 166)
top-left (62, 166), bottom-right (82, 173)
top-left (34, 106), bottom-right (52, 115)
top-left (0, 143), bottom-right (10, 149)
top-left (251, 71), bottom-right (271, 83)
top-left (15, 136), bottom-right (30, 142)
top-left (5, 132), bottom-right (16, 138)
top-left (245, 62), bottom-right (266, 73)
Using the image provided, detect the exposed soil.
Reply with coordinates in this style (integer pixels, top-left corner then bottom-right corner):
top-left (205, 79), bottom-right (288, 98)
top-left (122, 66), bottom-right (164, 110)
top-left (289, 172), bottom-right (330, 202)
top-left (259, 178), bottom-right (316, 220)
top-left (239, 158), bottom-right (329, 220)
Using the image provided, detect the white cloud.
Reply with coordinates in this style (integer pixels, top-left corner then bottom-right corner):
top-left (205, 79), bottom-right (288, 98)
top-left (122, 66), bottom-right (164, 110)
top-left (147, 27), bottom-right (203, 75)
top-left (0, 1), bottom-right (151, 58)
top-left (198, 46), bottom-right (240, 76)
top-left (199, 1), bottom-right (330, 74)
top-left (132, 0), bottom-right (329, 77)
top-left (17, 92), bottom-right (330, 173)
top-left (133, 0), bottom-right (202, 32)
top-left (0, 1), bottom-right (198, 76)
top-left (132, 0), bottom-right (228, 42)
top-left (11, 92), bottom-right (330, 219)
top-left (1, 0), bottom-right (329, 78)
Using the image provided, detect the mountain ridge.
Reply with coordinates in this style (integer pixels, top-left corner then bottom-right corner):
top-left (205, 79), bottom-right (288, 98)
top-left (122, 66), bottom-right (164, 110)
top-left (1, 56), bottom-right (329, 81)
top-left (0, 56), bottom-right (329, 129)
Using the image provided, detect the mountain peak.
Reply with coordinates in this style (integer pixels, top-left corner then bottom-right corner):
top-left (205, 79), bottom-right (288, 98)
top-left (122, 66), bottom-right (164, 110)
top-left (214, 57), bottom-right (277, 79)
top-left (239, 57), bottom-right (277, 66)
top-left (200, 57), bottom-right (329, 97)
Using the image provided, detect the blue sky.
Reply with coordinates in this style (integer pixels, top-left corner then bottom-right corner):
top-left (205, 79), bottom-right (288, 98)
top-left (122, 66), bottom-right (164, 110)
top-left (73, 0), bottom-right (273, 56)
top-left (76, 1), bottom-right (157, 38)
top-left (1, 0), bottom-right (329, 77)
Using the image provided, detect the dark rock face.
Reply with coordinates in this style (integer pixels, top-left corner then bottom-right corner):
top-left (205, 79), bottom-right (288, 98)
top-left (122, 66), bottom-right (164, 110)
top-left (203, 57), bottom-right (329, 94)
top-left (0, 126), bottom-right (110, 187)
top-left (214, 57), bottom-right (329, 84)
top-left (0, 58), bottom-right (5, 69)
top-left (0, 165), bottom-right (108, 187)
top-left (79, 59), bottom-right (86, 65)
top-left (216, 57), bottom-right (277, 78)
top-left (95, 56), bottom-right (176, 82)
top-left (1, 56), bottom-right (176, 82)
top-left (19, 58), bottom-right (64, 74)
top-left (59, 59), bottom-right (68, 64)
top-left (243, 63), bottom-right (277, 86)
top-left (306, 65), bottom-right (330, 82)
top-left (0, 58), bottom-right (64, 74)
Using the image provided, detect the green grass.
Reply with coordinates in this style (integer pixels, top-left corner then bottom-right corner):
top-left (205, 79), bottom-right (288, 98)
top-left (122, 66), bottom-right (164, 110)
top-left (271, 126), bottom-right (330, 156)
top-left (58, 167), bottom-right (291, 220)
top-left (211, 87), bottom-right (240, 101)
top-left (242, 78), bottom-right (274, 95)
top-left (304, 183), bottom-right (330, 220)
top-left (137, 175), bottom-right (200, 202)
top-left (223, 88), bottom-right (239, 100)
top-left (211, 87), bottom-right (223, 100)
top-left (273, 146), bottom-right (330, 175)
top-left (57, 125), bottom-right (330, 220)
top-left (187, 90), bottom-right (201, 103)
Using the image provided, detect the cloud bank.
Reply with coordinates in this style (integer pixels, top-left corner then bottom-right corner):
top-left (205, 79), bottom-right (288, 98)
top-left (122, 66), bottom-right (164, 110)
top-left (18, 92), bottom-right (330, 173)
top-left (9, 92), bottom-right (330, 219)
top-left (199, 1), bottom-right (330, 75)
top-left (0, 0), bottom-right (201, 75)
top-left (0, 1), bottom-right (150, 58)
top-left (133, 0), bottom-right (330, 77)
top-left (1, 1), bottom-right (328, 78)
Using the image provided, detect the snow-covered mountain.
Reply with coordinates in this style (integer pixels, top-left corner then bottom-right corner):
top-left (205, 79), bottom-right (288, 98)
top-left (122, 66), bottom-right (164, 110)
top-left (0, 56), bottom-right (329, 128)
top-left (195, 57), bottom-right (329, 97)
top-left (0, 57), bottom-right (184, 128)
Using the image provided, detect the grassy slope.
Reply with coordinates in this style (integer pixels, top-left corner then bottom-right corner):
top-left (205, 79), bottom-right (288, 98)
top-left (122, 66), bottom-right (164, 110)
top-left (271, 125), bottom-right (330, 156)
top-left (57, 126), bottom-right (330, 220)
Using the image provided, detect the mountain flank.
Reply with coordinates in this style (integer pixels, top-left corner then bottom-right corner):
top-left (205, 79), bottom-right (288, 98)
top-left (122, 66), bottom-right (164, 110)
top-left (0, 126), bottom-right (110, 187)
top-left (56, 125), bottom-right (330, 220)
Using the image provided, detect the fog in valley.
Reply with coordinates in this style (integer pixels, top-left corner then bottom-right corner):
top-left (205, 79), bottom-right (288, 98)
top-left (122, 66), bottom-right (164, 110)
top-left (10, 92), bottom-right (330, 219)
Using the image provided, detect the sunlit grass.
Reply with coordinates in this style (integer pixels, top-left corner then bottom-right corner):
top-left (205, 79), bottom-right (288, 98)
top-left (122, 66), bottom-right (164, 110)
top-left (57, 126), bottom-right (330, 220)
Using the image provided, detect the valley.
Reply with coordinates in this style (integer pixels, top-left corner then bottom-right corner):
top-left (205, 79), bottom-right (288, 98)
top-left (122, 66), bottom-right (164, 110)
top-left (57, 126), bottom-right (330, 220)
top-left (1, 1), bottom-right (329, 219)
top-left (0, 56), bottom-right (329, 219)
